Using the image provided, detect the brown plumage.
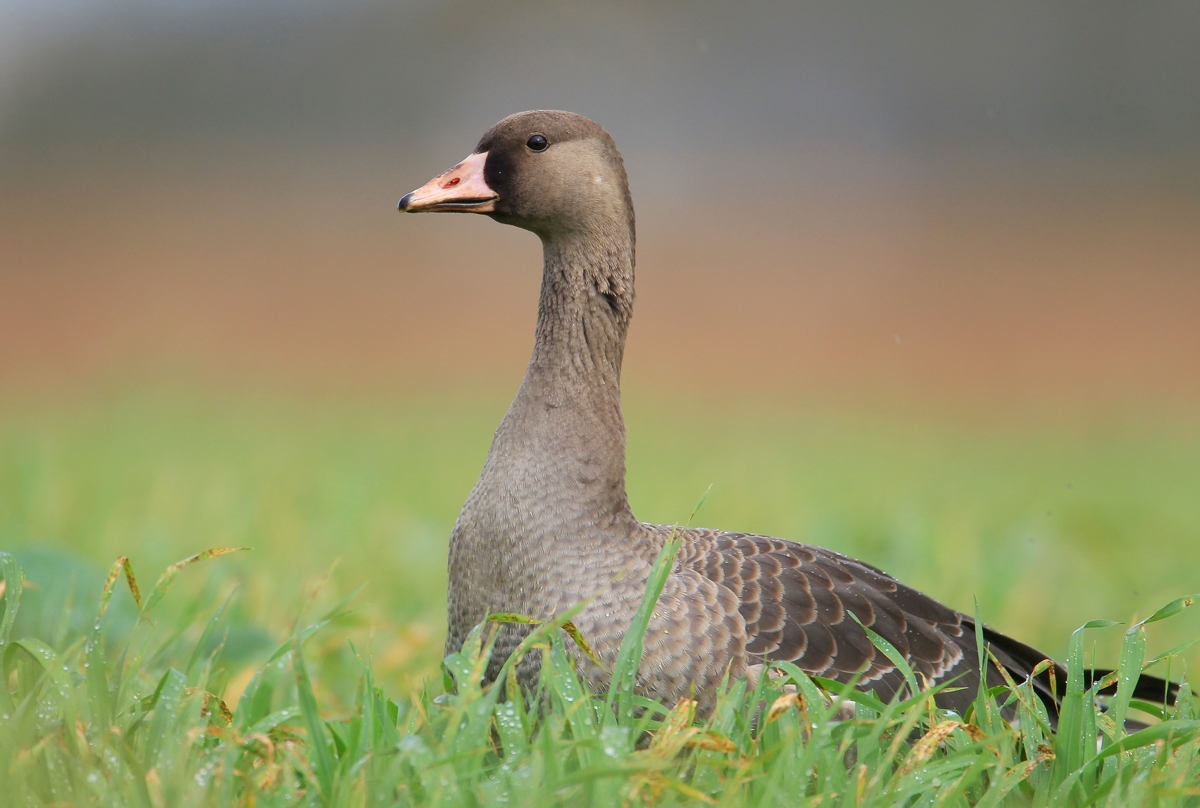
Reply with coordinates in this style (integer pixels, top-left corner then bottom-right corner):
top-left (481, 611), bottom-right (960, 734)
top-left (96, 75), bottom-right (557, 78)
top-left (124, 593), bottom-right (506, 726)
top-left (398, 110), bottom-right (1176, 723)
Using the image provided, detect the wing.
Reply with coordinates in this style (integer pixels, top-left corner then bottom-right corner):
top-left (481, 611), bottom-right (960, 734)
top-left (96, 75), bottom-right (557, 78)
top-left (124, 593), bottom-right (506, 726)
top-left (676, 530), bottom-right (985, 711)
top-left (671, 528), bottom-right (1184, 723)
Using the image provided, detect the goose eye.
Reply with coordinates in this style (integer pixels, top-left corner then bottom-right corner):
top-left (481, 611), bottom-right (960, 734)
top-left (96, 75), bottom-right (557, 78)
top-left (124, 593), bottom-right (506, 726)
top-left (526, 135), bottom-right (548, 152)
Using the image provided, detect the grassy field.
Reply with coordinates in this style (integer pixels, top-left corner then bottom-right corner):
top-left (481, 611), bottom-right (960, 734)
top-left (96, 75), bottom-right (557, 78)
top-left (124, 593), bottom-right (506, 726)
top-left (1, 384), bottom-right (1199, 805)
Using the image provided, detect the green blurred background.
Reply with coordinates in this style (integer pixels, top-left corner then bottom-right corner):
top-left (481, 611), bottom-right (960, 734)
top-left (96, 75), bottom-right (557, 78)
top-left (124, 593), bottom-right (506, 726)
top-left (2, 1), bottom-right (1199, 701)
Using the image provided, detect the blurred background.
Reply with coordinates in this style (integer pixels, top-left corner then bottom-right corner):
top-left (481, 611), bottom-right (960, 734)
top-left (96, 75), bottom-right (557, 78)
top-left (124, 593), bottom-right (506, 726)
top-left (2, 0), bottom-right (1199, 700)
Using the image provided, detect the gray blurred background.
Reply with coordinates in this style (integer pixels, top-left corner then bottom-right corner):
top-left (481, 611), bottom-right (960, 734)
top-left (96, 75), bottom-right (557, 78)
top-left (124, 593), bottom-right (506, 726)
top-left (5, 1), bottom-right (1200, 169)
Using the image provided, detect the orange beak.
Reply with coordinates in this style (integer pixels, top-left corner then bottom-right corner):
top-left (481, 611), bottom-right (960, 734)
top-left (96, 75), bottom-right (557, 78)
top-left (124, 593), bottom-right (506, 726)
top-left (398, 151), bottom-right (497, 213)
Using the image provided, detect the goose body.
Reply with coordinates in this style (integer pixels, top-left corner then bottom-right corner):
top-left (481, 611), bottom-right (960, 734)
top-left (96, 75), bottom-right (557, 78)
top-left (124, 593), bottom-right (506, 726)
top-left (398, 111), bottom-right (1167, 720)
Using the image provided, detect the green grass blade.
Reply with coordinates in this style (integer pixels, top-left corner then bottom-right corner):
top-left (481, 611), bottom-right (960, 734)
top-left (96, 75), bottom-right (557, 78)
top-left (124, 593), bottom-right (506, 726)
top-left (247, 706), bottom-right (303, 736)
top-left (293, 623), bottom-right (336, 801)
top-left (184, 591), bottom-right (235, 685)
top-left (1172, 672), bottom-right (1193, 720)
top-left (603, 537), bottom-right (680, 726)
top-left (144, 667), bottom-right (187, 772)
top-left (84, 625), bottom-right (113, 733)
top-left (140, 548), bottom-right (248, 620)
top-left (851, 611), bottom-right (919, 699)
top-left (0, 553), bottom-right (22, 647)
top-left (265, 584), bottom-right (364, 665)
top-left (97, 555), bottom-right (142, 621)
top-left (3, 637), bottom-right (74, 705)
top-left (1144, 637), bottom-right (1200, 669)
top-left (546, 635), bottom-right (597, 737)
top-left (1093, 719), bottom-right (1200, 760)
top-left (494, 698), bottom-right (528, 759)
top-left (971, 599), bottom-right (1003, 737)
top-left (485, 612), bottom-right (606, 670)
top-left (1053, 619), bottom-right (1121, 794)
top-left (1110, 623), bottom-right (1147, 739)
top-left (0, 554), bottom-right (22, 719)
top-left (1126, 699), bottom-right (1167, 721)
top-left (1110, 596), bottom-right (1196, 738)
top-left (1139, 595), bottom-right (1196, 625)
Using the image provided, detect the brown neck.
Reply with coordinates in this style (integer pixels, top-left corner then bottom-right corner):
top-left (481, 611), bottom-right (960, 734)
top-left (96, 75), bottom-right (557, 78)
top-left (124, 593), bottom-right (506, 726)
top-left (527, 230), bottom-right (634, 393)
top-left (484, 220), bottom-right (637, 536)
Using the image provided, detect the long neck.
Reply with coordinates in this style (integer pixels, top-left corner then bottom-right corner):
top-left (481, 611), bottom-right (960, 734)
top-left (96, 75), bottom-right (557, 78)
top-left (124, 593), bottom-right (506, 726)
top-left (528, 232), bottom-right (634, 395)
top-left (486, 222), bottom-right (637, 534)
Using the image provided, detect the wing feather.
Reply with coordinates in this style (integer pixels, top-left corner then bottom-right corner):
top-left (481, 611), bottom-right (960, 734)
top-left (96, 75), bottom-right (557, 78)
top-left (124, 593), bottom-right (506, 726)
top-left (679, 529), bottom-right (975, 706)
top-left (662, 525), bottom-right (1183, 725)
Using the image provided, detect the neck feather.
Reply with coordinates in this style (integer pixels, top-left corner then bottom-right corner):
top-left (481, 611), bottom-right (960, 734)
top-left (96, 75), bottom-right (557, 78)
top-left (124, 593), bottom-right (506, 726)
top-left (484, 219), bottom-right (637, 535)
top-left (529, 229), bottom-right (634, 387)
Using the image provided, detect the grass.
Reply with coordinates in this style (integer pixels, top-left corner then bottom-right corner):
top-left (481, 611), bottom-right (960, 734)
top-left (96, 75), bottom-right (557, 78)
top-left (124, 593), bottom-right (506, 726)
top-left (1, 541), bottom-right (1198, 806)
top-left (1, 383), bottom-right (1200, 805)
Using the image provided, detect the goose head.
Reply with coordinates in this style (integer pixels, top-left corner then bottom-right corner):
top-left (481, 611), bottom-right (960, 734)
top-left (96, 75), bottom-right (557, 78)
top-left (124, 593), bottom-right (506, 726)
top-left (398, 110), bottom-right (632, 240)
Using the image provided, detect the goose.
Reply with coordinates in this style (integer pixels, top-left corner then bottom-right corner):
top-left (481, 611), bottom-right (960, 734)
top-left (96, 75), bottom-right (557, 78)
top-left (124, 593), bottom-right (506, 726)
top-left (398, 110), bottom-right (1173, 722)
